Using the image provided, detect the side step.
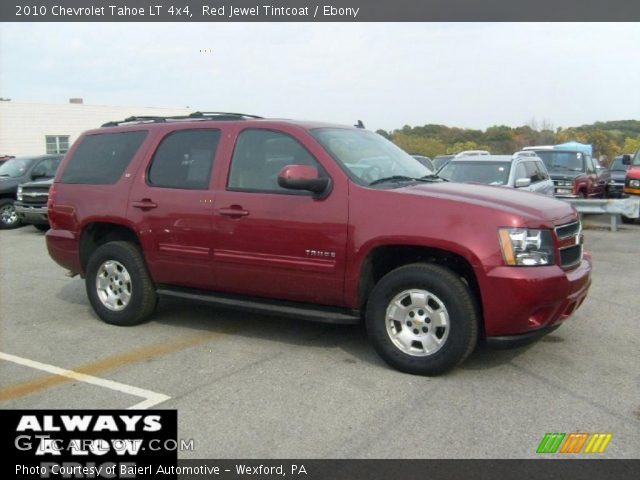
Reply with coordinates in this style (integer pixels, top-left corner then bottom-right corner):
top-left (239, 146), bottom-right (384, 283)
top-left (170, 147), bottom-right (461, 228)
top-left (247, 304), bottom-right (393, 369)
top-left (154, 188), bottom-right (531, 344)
top-left (156, 286), bottom-right (361, 325)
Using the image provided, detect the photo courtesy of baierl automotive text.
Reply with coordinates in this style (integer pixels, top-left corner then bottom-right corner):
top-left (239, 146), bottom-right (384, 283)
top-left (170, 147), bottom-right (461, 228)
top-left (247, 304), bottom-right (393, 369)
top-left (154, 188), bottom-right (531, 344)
top-left (0, 1), bottom-right (639, 479)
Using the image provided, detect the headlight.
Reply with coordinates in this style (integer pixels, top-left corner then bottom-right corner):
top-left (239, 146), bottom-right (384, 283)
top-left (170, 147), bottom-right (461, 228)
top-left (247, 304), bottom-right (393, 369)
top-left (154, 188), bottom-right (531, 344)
top-left (629, 179), bottom-right (640, 188)
top-left (17, 186), bottom-right (23, 201)
top-left (498, 228), bottom-right (555, 266)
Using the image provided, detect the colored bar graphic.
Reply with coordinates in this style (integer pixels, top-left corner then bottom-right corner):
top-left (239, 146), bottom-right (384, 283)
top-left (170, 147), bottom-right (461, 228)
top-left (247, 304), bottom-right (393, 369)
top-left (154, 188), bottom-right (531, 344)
top-left (536, 433), bottom-right (566, 453)
top-left (584, 433), bottom-right (613, 454)
top-left (537, 433), bottom-right (612, 454)
top-left (560, 433), bottom-right (589, 453)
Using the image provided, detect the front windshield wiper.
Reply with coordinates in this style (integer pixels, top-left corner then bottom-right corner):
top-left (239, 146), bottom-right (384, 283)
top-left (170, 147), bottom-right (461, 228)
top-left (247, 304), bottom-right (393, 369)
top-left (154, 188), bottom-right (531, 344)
top-left (420, 174), bottom-right (448, 182)
top-left (369, 175), bottom-right (432, 186)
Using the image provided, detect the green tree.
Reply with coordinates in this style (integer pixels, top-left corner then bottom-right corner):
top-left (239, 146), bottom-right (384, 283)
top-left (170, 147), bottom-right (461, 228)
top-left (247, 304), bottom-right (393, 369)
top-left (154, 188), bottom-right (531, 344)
top-left (622, 137), bottom-right (640, 155)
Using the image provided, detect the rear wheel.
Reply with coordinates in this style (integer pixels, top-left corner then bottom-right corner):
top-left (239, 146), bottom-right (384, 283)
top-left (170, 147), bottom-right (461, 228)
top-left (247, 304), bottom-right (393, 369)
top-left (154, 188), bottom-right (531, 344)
top-left (34, 224), bottom-right (49, 232)
top-left (621, 215), bottom-right (637, 224)
top-left (85, 241), bottom-right (157, 326)
top-left (0, 199), bottom-right (21, 229)
top-left (365, 263), bottom-right (479, 375)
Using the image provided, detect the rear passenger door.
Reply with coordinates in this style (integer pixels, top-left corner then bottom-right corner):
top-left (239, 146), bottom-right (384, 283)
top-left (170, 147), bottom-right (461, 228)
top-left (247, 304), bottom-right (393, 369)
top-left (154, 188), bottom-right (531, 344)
top-left (128, 128), bottom-right (221, 289)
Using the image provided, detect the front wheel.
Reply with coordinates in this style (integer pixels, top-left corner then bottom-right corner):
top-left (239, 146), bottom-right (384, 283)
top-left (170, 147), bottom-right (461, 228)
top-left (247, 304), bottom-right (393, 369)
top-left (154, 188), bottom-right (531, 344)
top-left (85, 241), bottom-right (157, 326)
top-left (366, 263), bottom-right (479, 375)
top-left (0, 199), bottom-right (22, 229)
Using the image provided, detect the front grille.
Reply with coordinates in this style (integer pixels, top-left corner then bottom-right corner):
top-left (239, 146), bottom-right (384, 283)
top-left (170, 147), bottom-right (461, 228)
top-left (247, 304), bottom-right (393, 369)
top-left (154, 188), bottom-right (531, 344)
top-left (556, 221), bottom-right (580, 239)
top-left (555, 221), bottom-right (583, 268)
top-left (560, 245), bottom-right (582, 267)
top-left (20, 187), bottom-right (49, 205)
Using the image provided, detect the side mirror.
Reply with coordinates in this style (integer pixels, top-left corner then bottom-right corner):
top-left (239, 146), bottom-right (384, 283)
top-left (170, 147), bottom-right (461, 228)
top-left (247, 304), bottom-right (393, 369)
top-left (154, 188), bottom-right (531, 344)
top-left (514, 178), bottom-right (531, 188)
top-left (277, 165), bottom-right (330, 195)
top-left (622, 154), bottom-right (631, 165)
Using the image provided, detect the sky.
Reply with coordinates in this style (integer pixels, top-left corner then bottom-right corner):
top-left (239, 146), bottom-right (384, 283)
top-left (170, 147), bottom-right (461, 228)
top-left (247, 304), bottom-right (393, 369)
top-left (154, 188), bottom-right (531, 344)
top-left (1, 22), bottom-right (639, 132)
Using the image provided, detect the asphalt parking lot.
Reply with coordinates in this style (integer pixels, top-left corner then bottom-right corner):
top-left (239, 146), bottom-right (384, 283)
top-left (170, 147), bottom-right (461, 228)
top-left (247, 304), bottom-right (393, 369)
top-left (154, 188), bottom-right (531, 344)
top-left (1, 216), bottom-right (639, 459)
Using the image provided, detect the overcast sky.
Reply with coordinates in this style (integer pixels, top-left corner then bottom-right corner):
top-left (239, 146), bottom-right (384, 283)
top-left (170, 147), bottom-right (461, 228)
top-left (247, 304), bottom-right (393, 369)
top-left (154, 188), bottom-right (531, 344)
top-left (1, 22), bottom-right (639, 131)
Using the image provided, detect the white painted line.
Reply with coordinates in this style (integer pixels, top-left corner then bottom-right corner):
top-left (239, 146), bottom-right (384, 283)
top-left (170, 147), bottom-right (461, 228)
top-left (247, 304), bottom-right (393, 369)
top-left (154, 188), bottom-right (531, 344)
top-left (0, 352), bottom-right (170, 410)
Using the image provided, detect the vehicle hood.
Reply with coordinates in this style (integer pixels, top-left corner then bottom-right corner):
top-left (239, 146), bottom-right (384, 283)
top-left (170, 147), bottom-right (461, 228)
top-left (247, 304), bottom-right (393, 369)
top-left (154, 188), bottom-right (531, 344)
top-left (0, 176), bottom-right (20, 192)
top-left (627, 166), bottom-right (640, 180)
top-left (19, 177), bottom-right (54, 188)
top-left (396, 181), bottom-right (575, 224)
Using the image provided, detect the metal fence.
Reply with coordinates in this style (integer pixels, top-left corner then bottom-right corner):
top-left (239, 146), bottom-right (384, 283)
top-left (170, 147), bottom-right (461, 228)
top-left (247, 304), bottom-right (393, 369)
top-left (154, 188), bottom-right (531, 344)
top-left (562, 197), bottom-right (640, 232)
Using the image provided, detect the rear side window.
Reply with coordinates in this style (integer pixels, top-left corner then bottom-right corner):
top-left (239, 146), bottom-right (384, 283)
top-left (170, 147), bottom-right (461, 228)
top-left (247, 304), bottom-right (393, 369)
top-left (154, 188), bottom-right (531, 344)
top-left (60, 131), bottom-right (147, 184)
top-left (148, 129), bottom-right (220, 190)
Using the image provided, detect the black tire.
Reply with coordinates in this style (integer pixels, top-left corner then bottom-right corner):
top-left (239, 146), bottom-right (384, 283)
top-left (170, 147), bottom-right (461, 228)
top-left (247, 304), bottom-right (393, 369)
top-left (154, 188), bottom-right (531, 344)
top-left (365, 263), bottom-right (479, 376)
top-left (34, 224), bottom-right (49, 232)
top-left (621, 215), bottom-right (637, 224)
top-left (0, 199), bottom-right (22, 229)
top-left (85, 241), bottom-right (157, 326)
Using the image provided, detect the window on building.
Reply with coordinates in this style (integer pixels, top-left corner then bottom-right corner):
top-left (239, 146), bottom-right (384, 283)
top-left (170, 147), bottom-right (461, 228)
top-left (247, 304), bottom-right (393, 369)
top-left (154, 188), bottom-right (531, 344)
top-left (45, 135), bottom-right (70, 154)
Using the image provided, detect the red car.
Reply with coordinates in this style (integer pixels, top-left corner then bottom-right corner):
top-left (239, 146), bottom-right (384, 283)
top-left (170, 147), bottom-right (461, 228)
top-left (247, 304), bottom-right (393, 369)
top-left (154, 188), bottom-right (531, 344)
top-left (46, 113), bottom-right (592, 375)
top-left (622, 150), bottom-right (640, 222)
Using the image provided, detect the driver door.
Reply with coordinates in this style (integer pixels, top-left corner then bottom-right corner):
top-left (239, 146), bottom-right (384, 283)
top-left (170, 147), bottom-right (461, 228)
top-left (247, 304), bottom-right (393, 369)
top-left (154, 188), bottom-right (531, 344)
top-left (211, 127), bottom-right (348, 306)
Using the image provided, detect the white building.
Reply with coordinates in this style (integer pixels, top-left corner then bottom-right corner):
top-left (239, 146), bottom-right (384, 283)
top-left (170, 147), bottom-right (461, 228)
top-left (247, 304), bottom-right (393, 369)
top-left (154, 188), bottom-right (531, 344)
top-left (0, 100), bottom-right (192, 156)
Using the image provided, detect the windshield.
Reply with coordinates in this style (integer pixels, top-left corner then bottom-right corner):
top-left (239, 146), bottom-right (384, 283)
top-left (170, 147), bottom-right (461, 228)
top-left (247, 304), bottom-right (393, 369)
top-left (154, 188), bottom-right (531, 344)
top-left (610, 156), bottom-right (629, 171)
top-left (633, 150), bottom-right (640, 166)
top-left (535, 151), bottom-right (585, 172)
top-left (438, 161), bottom-right (511, 185)
top-left (311, 128), bottom-right (433, 185)
top-left (0, 157), bottom-right (34, 178)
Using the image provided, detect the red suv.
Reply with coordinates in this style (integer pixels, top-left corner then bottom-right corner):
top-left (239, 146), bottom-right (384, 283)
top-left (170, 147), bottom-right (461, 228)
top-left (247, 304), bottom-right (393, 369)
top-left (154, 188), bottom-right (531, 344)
top-left (46, 113), bottom-right (592, 375)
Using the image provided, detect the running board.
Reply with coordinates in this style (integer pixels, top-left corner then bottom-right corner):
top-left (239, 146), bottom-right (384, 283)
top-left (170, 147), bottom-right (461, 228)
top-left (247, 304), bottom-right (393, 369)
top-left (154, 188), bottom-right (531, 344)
top-left (156, 287), bottom-right (361, 325)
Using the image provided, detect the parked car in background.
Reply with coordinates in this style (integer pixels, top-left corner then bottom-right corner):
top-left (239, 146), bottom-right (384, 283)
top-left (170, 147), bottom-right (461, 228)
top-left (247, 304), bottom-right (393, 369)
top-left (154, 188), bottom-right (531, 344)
top-left (608, 154), bottom-right (631, 198)
top-left (437, 153), bottom-right (554, 196)
top-left (0, 155), bottom-right (63, 229)
top-left (454, 150), bottom-right (490, 158)
top-left (622, 150), bottom-right (640, 223)
top-left (411, 154), bottom-right (435, 171)
top-left (433, 154), bottom-right (455, 171)
top-left (524, 144), bottom-right (610, 198)
top-left (15, 177), bottom-right (56, 231)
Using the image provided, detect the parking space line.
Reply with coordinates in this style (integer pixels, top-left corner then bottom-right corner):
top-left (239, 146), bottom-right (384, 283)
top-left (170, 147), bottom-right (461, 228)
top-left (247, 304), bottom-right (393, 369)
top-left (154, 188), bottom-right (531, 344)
top-left (0, 352), bottom-right (170, 409)
top-left (0, 332), bottom-right (225, 403)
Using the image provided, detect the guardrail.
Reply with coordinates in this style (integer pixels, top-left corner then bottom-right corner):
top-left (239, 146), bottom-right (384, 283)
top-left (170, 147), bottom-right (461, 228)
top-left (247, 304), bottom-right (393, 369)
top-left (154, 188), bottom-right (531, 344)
top-left (562, 197), bottom-right (640, 232)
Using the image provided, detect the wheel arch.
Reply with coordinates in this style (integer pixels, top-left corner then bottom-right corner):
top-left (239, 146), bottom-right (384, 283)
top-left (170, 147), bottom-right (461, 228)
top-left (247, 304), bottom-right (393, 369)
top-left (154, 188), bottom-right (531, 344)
top-left (357, 243), bottom-right (484, 333)
top-left (79, 221), bottom-right (142, 273)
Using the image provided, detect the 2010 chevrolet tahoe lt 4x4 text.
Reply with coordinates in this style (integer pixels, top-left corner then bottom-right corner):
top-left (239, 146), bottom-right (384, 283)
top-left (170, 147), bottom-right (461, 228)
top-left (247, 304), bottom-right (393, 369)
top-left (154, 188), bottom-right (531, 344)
top-left (46, 113), bottom-right (592, 375)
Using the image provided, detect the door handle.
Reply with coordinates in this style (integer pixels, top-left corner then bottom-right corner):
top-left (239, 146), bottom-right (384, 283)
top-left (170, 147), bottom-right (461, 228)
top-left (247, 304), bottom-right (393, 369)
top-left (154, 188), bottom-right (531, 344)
top-left (218, 206), bottom-right (249, 217)
top-left (131, 199), bottom-right (158, 209)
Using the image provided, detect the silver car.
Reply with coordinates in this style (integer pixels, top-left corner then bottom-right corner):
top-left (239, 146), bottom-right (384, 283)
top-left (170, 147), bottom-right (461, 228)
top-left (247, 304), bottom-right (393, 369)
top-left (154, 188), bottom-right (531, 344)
top-left (437, 152), bottom-right (554, 196)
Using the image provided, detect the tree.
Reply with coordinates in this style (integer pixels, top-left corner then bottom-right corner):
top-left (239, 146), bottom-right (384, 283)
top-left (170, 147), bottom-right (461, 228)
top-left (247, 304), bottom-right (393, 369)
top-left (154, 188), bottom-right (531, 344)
top-left (622, 137), bottom-right (640, 155)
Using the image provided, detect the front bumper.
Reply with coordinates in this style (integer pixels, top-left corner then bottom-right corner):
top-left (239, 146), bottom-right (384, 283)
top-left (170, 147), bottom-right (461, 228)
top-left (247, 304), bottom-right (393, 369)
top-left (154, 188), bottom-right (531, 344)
top-left (14, 202), bottom-right (49, 225)
top-left (481, 253), bottom-right (592, 338)
top-left (486, 324), bottom-right (561, 348)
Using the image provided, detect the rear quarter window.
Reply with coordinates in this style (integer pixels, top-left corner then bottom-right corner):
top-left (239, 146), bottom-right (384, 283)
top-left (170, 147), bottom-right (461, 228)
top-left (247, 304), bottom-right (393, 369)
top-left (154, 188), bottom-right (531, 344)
top-left (60, 131), bottom-right (148, 184)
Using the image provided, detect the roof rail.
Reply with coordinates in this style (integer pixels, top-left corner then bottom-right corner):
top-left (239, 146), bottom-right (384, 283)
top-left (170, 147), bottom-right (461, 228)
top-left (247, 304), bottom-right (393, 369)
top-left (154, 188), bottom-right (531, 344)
top-left (189, 111), bottom-right (263, 120)
top-left (101, 111), bottom-right (262, 127)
